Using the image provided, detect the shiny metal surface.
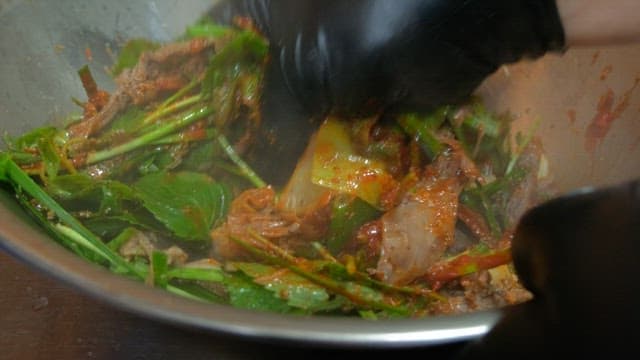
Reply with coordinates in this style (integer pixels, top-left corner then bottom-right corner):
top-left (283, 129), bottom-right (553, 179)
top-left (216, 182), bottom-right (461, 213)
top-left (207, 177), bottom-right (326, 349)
top-left (1, 0), bottom-right (639, 348)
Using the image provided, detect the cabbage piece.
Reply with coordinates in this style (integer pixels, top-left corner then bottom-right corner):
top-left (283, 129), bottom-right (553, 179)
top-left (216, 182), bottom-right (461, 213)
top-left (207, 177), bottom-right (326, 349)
top-left (310, 119), bottom-right (397, 209)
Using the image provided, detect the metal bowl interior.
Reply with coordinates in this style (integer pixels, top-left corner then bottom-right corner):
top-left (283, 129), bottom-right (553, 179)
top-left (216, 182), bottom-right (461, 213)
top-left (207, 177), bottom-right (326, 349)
top-left (1, 0), bottom-right (639, 348)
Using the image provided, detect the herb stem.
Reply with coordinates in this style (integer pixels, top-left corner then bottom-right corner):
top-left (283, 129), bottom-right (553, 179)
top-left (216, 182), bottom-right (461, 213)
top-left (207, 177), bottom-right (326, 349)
top-left (214, 130), bottom-right (266, 188)
top-left (158, 79), bottom-right (200, 112)
top-left (233, 234), bottom-right (408, 315)
top-left (86, 106), bottom-right (213, 164)
top-left (312, 242), bottom-right (444, 302)
top-left (247, 229), bottom-right (296, 262)
top-left (142, 93), bottom-right (202, 128)
top-left (55, 224), bottom-right (112, 263)
top-left (0, 156), bottom-right (140, 276)
top-left (506, 118), bottom-right (540, 175)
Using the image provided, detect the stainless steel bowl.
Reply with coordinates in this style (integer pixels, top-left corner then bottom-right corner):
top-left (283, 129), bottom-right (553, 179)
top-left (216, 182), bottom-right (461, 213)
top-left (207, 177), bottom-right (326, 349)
top-left (1, 0), bottom-right (639, 348)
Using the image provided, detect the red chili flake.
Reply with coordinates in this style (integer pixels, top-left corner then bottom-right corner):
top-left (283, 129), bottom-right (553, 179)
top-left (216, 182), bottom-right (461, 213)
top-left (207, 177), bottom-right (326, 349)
top-left (85, 47), bottom-right (93, 62)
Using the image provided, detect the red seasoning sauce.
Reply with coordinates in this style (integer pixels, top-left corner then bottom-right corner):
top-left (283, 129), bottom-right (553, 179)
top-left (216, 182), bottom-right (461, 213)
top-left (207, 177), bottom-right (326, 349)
top-left (567, 108), bottom-right (577, 125)
top-left (585, 78), bottom-right (640, 153)
top-left (600, 65), bottom-right (613, 81)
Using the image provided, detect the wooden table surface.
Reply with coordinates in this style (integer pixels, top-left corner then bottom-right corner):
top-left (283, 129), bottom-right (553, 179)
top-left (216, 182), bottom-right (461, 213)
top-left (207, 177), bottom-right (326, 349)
top-left (0, 250), bottom-right (467, 360)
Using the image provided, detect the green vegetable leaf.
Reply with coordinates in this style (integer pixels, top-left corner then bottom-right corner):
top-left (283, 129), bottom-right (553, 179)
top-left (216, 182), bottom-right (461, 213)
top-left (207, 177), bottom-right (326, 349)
top-left (107, 227), bottom-right (139, 252)
top-left (201, 30), bottom-right (268, 96)
top-left (111, 39), bottom-right (160, 76)
top-left (8, 127), bottom-right (60, 151)
top-left (326, 195), bottom-right (381, 254)
top-left (47, 174), bottom-right (137, 203)
top-left (179, 141), bottom-right (221, 173)
top-left (0, 153), bottom-right (9, 181)
top-left (166, 267), bottom-right (225, 283)
top-left (37, 137), bottom-right (60, 181)
top-left (225, 272), bottom-right (294, 313)
top-left (231, 262), bottom-right (340, 312)
top-left (397, 108), bottom-right (449, 160)
top-left (104, 106), bottom-right (146, 135)
top-left (184, 20), bottom-right (233, 39)
top-left (134, 171), bottom-right (230, 241)
top-left (151, 251), bottom-right (170, 287)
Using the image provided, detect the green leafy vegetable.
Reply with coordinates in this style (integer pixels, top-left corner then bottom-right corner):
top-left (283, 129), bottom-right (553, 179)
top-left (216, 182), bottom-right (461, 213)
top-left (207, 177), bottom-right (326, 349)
top-left (150, 250), bottom-right (170, 287)
top-left (134, 171), bottom-right (230, 241)
top-left (184, 20), bottom-right (233, 40)
top-left (326, 195), bottom-right (381, 254)
top-left (225, 273), bottom-right (294, 313)
top-left (397, 107), bottom-right (449, 160)
top-left (0, 155), bottom-right (140, 276)
top-left (232, 262), bottom-right (338, 312)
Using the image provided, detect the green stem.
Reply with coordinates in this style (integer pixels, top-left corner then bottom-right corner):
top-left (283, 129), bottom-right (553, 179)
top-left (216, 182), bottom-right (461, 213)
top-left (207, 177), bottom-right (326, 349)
top-left (479, 191), bottom-right (502, 237)
top-left (86, 106), bottom-right (213, 164)
top-left (166, 284), bottom-right (211, 302)
top-left (211, 160), bottom-right (246, 177)
top-left (214, 130), bottom-right (266, 188)
top-left (247, 229), bottom-right (296, 262)
top-left (158, 79), bottom-right (200, 112)
top-left (141, 93), bottom-right (202, 128)
top-left (166, 267), bottom-right (225, 282)
top-left (151, 128), bottom-right (215, 145)
top-left (311, 242), bottom-right (339, 263)
top-left (8, 152), bottom-right (41, 165)
top-left (0, 157), bottom-right (140, 276)
top-left (312, 242), bottom-right (444, 302)
top-left (398, 114), bottom-right (444, 160)
top-left (506, 119), bottom-right (540, 175)
top-left (233, 234), bottom-right (408, 315)
top-left (55, 224), bottom-right (112, 263)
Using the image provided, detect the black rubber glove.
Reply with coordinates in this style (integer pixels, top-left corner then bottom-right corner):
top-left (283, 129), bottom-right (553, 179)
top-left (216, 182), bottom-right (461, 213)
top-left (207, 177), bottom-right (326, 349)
top-left (210, 0), bottom-right (565, 116)
top-left (457, 179), bottom-right (640, 358)
top-left (208, 0), bottom-right (565, 185)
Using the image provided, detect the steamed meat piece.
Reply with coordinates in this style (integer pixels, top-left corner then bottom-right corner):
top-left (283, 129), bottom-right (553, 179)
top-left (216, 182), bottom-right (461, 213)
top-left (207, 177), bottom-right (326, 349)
top-left (376, 150), bottom-right (468, 285)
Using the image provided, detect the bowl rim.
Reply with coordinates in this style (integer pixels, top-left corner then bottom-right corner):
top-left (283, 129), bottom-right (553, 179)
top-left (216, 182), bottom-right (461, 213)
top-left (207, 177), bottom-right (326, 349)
top-left (0, 198), bottom-right (501, 348)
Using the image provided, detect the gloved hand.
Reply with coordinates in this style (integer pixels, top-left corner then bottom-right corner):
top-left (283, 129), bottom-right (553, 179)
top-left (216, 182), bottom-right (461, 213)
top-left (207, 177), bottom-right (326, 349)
top-left (458, 179), bottom-right (640, 358)
top-left (209, 0), bottom-right (566, 116)
top-left (207, 0), bottom-right (566, 185)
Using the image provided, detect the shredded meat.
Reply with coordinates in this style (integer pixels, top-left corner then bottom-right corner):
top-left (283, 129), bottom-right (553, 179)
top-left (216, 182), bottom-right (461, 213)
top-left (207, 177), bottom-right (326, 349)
top-left (432, 266), bottom-right (532, 315)
top-left (459, 266), bottom-right (532, 312)
top-left (210, 187), bottom-right (331, 260)
top-left (68, 38), bottom-right (221, 139)
top-left (119, 230), bottom-right (188, 266)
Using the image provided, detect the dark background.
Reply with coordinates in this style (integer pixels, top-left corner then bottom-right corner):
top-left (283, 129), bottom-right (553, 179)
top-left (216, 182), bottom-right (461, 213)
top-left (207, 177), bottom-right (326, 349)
top-left (0, 250), bottom-right (467, 360)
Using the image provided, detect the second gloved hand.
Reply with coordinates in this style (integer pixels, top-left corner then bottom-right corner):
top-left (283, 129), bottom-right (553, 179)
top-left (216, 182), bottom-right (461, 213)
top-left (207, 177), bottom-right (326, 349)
top-left (457, 179), bottom-right (640, 358)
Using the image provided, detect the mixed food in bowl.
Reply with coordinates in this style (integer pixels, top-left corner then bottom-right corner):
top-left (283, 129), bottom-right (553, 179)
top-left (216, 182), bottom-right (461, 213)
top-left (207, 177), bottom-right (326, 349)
top-left (1, 0), bottom-right (639, 346)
